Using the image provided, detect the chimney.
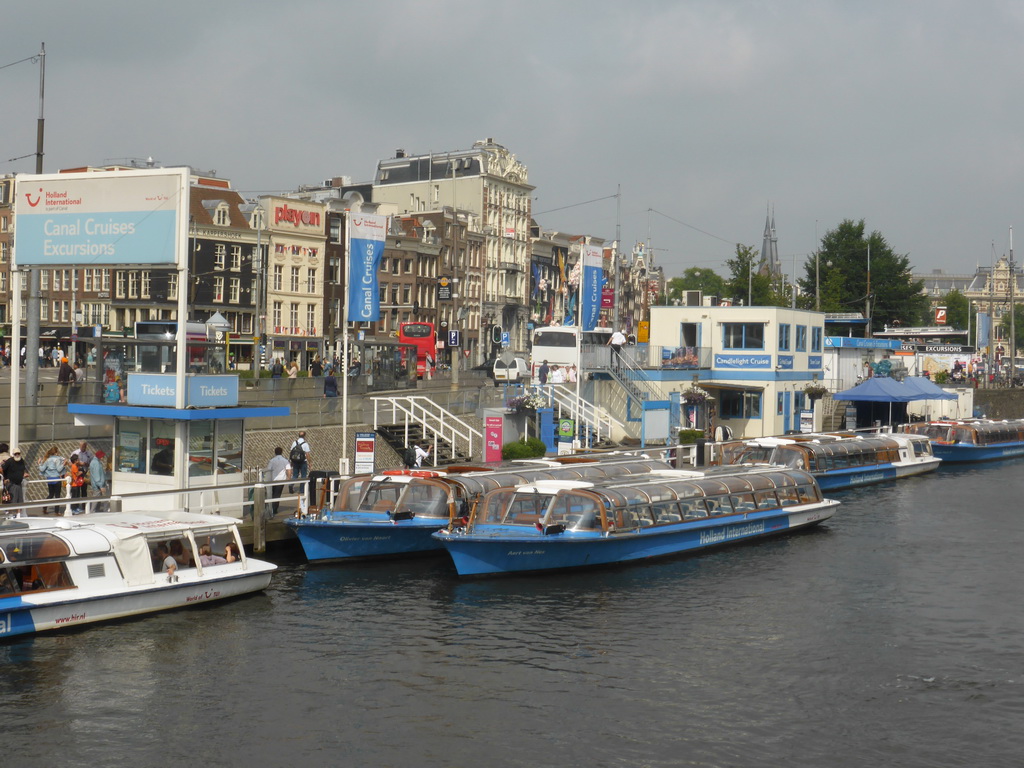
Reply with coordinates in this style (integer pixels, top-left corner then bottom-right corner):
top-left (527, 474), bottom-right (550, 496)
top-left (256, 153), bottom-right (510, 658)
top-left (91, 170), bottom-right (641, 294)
top-left (395, 148), bottom-right (406, 158)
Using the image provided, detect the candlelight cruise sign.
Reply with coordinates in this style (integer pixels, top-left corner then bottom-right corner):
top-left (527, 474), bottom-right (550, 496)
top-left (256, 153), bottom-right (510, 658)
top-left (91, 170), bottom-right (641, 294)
top-left (13, 168), bottom-right (189, 266)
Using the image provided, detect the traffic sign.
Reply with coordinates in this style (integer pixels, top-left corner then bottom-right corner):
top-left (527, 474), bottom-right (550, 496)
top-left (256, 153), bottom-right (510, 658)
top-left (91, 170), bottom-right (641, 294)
top-left (501, 331), bottom-right (511, 348)
top-left (448, 330), bottom-right (461, 347)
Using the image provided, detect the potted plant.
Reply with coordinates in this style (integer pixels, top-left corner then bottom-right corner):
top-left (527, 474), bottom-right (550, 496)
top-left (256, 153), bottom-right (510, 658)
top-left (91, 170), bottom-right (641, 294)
top-left (803, 383), bottom-right (829, 401)
top-left (680, 384), bottom-right (711, 405)
top-left (506, 393), bottom-right (546, 415)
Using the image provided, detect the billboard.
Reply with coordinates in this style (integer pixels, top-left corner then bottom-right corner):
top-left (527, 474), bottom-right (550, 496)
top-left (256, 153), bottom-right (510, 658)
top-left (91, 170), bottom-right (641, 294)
top-left (579, 244), bottom-right (602, 331)
top-left (13, 168), bottom-right (188, 267)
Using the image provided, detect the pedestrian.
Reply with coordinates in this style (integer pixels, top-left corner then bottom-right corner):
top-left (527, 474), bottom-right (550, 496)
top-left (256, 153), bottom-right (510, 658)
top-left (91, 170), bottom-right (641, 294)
top-left (89, 450), bottom-right (109, 513)
top-left (607, 328), bottom-right (627, 362)
top-left (2, 449), bottom-right (27, 510)
top-left (538, 359), bottom-right (550, 386)
top-left (37, 446), bottom-right (68, 515)
top-left (414, 443), bottom-right (431, 468)
top-left (69, 455), bottom-right (87, 514)
top-left (270, 358), bottom-right (284, 378)
top-left (403, 444), bottom-right (417, 469)
top-left (323, 367), bottom-right (338, 397)
top-left (264, 446), bottom-right (291, 518)
top-left (69, 362), bottom-right (85, 403)
top-left (287, 360), bottom-right (299, 379)
top-left (567, 364), bottom-right (578, 384)
top-left (289, 431), bottom-right (311, 488)
top-left (57, 357), bottom-right (74, 401)
top-left (310, 356), bottom-right (323, 377)
top-left (550, 365), bottom-right (565, 384)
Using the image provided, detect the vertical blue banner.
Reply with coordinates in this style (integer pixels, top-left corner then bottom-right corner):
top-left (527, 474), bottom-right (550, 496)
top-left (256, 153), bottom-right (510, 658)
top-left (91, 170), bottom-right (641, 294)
top-left (580, 244), bottom-right (602, 331)
top-left (347, 213), bottom-right (387, 322)
top-left (977, 312), bottom-right (991, 348)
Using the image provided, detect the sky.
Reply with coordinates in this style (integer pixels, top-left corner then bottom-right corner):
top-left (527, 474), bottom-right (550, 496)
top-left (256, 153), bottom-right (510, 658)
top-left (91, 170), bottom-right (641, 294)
top-left (5, 0), bottom-right (1024, 283)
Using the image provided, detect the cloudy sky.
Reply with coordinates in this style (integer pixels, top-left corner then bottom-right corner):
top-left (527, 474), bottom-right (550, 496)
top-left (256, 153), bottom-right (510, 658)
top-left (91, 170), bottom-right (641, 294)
top-left (5, 1), bottom-right (1024, 282)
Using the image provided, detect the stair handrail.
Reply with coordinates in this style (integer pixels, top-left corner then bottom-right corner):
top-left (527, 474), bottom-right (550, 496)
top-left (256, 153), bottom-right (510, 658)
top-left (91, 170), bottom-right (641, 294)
top-left (372, 395), bottom-right (483, 459)
top-left (526, 384), bottom-right (621, 443)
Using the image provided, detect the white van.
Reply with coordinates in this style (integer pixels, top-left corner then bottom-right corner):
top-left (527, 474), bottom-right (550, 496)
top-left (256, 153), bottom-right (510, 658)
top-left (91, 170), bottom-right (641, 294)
top-left (493, 357), bottom-right (530, 383)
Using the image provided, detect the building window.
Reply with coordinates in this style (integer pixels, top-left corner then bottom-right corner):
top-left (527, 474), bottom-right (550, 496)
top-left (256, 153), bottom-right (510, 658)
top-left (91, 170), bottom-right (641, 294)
top-left (404, 258), bottom-right (413, 274)
top-left (811, 327), bottom-right (823, 353)
top-left (141, 271), bottom-right (151, 299)
top-left (39, 299), bottom-right (47, 321)
top-left (273, 301), bottom-right (282, 328)
top-left (307, 268), bottom-right (316, 293)
top-left (229, 277), bottom-right (240, 303)
top-left (214, 244), bottom-right (226, 269)
top-left (795, 326), bottom-right (807, 352)
top-left (128, 272), bottom-right (138, 299)
top-left (290, 302), bottom-right (299, 329)
top-left (214, 204), bottom-right (229, 226)
top-left (231, 245), bottom-right (242, 271)
top-left (273, 265), bottom-right (283, 291)
top-left (213, 276), bottom-right (224, 302)
top-left (723, 322), bottom-right (764, 350)
top-left (62, 301), bottom-right (69, 322)
top-left (778, 323), bottom-right (790, 351)
top-left (102, 271), bottom-right (111, 291)
top-left (84, 270), bottom-right (93, 292)
top-left (41, 270), bottom-right (49, 291)
top-left (403, 285), bottom-right (412, 305)
top-left (392, 259), bottom-right (400, 275)
top-left (290, 267), bottom-right (300, 292)
top-left (307, 304), bottom-right (316, 333)
top-left (720, 390), bottom-right (762, 419)
top-left (72, 270), bottom-right (79, 292)
top-left (168, 273), bottom-right (178, 300)
top-left (0, 242), bottom-right (8, 263)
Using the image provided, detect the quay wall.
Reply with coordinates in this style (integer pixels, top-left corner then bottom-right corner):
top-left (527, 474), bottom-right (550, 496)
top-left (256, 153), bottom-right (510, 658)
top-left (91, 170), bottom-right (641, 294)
top-left (972, 388), bottom-right (1024, 419)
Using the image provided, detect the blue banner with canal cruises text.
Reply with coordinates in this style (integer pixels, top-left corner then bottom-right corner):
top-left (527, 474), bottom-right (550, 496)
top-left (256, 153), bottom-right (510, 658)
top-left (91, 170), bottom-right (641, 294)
top-left (580, 244), bottom-right (602, 331)
top-left (347, 213), bottom-right (387, 322)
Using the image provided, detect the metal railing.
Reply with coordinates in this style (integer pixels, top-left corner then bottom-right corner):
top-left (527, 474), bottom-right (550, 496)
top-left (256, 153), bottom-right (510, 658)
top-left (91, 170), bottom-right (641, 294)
top-left (372, 395), bottom-right (483, 459)
top-left (526, 383), bottom-right (621, 444)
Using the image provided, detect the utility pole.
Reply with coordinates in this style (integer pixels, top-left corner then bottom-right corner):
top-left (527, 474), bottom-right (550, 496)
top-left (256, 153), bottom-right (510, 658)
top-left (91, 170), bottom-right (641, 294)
top-left (1010, 227), bottom-right (1016, 385)
top-left (865, 241), bottom-right (872, 337)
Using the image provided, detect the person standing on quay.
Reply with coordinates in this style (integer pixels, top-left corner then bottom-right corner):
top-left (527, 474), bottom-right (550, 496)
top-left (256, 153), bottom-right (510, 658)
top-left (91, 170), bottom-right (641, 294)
top-left (265, 446), bottom-right (291, 518)
top-left (38, 446), bottom-right (68, 515)
top-left (538, 360), bottom-right (550, 386)
top-left (89, 450), bottom-right (109, 513)
top-left (2, 450), bottom-right (27, 511)
top-left (289, 431), bottom-right (311, 489)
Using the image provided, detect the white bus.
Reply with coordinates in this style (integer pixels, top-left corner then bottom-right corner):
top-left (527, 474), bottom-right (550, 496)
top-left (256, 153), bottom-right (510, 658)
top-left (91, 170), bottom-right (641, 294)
top-left (530, 326), bottom-right (611, 380)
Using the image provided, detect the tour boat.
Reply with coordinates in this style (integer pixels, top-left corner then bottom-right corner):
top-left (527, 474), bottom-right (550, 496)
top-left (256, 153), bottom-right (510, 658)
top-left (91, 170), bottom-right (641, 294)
top-left (900, 419), bottom-right (1024, 463)
top-left (713, 432), bottom-right (940, 491)
top-left (285, 458), bottom-right (672, 562)
top-left (0, 511), bottom-right (276, 639)
top-left (432, 467), bottom-right (839, 577)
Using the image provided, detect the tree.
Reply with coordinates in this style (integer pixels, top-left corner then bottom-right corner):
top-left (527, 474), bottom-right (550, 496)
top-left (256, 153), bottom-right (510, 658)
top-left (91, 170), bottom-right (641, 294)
top-left (665, 268), bottom-right (726, 304)
top-left (800, 219), bottom-right (928, 330)
top-left (942, 289), bottom-right (969, 330)
top-left (726, 244), bottom-right (778, 306)
top-left (999, 303), bottom-right (1024, 352)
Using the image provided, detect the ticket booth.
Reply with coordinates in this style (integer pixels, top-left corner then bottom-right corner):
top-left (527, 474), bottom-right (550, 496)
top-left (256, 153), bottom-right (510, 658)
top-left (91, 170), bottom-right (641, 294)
top-left (69, 372), bottom-right (288, 515)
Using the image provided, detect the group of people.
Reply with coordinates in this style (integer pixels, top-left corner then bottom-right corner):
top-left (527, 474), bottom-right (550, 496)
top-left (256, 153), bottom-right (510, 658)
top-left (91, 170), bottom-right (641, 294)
top-left (263, 431), bottom-right (311, 517)
top-left (154, 539), bottom-right (240, 580)
top-left (0, 441), bottom-right (108, 514)
top-left (536, 361), bottom-right (578, 386)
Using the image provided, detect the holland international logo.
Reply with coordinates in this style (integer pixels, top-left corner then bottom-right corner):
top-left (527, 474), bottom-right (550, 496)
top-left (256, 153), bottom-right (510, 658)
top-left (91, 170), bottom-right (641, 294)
top-left (24, 188), bottom-right (43, 207)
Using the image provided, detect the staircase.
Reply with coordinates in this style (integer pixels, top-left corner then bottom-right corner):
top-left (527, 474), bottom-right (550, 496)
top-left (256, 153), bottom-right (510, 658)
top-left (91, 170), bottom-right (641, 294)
top-left (605, 353), bottom-right (663, 420)
top-left (820, 395), bottom-right (847, 431)
top-left (372, 396), bottom-right (483, 465)
top-left (526, 383), bottom-right (623, 447)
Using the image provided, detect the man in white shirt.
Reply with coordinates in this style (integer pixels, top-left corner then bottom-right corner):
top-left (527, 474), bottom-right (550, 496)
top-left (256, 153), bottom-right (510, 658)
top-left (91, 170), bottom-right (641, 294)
top-left (265, 446), bottom-right (292, 517)
top-left (607, 329), bottom-right (627, 364)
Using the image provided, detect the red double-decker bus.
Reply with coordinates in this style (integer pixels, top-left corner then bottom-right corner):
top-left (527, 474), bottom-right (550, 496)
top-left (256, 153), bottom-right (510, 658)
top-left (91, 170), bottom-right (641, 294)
top-left (398, 322), bottom-right (437, 378)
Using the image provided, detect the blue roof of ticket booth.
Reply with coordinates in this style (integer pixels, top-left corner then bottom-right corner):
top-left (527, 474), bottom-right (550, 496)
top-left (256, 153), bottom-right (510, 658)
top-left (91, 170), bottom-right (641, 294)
top-left (68, 404), bottom-right (290, 420)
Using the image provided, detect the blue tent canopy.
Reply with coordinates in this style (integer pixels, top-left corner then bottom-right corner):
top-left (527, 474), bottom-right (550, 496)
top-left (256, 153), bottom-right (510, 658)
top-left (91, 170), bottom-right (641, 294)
top-left (902, 376), bottom-right (959, 401)
top-left (833, 376), bottom-right (958, 402)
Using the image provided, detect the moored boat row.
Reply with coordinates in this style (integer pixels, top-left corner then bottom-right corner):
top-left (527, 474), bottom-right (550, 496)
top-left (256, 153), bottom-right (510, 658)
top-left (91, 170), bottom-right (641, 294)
top-left (899, 418), bottom-right (1024, 462)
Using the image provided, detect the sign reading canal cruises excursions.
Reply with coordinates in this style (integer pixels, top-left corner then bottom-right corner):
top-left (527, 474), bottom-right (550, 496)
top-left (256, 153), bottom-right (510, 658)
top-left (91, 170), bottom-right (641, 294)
top-left (580, 244), bottom-right (602, 331)
top-left (13, 168), bottom-right (189, 267)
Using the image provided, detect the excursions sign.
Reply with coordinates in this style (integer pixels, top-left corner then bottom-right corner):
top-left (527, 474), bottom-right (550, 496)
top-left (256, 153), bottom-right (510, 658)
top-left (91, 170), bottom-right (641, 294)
top-left (13, 168), bottom-right (188, 267)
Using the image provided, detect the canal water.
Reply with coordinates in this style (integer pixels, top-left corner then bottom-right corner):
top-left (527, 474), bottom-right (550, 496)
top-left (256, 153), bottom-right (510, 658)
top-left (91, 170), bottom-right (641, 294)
top-left (2, 463), bottom-right (1023, 767)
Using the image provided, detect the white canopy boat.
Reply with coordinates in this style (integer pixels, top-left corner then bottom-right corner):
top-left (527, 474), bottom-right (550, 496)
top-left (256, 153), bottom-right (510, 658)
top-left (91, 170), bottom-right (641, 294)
top-left (0, 511), bottom-right (276, 639)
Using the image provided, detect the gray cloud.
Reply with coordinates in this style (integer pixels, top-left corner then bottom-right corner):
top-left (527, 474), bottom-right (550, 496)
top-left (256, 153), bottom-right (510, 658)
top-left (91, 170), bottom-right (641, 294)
top-left (5, 0), bottom-right (1024, 281)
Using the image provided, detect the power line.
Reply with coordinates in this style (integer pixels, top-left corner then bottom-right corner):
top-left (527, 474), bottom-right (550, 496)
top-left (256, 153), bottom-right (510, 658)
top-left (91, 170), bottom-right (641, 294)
top-left (534, 193), bottom-right (619, 216)
top-left (0, 54), bottom-right (40, 72)
top-left (646, 208), bottom-right (739, 246)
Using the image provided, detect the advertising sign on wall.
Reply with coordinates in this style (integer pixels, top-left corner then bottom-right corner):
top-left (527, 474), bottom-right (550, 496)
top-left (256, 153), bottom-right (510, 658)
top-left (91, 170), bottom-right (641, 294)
top-left (354, 432), bottom-right (376, 474)
top-left (13, 168), bottom-right (188, 266)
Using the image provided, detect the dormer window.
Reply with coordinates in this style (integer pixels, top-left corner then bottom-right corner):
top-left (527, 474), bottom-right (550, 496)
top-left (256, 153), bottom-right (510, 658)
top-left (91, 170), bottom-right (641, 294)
top-left (214, 203), bottom-right (230, 226)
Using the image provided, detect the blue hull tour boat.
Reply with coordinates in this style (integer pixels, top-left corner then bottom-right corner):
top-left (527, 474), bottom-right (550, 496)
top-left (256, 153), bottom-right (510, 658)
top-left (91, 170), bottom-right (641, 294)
top-left (713, 432), bottom-right (940, 492)
top-left (432, 467), bottom-right (838, 577)
top-left (0, 511), bottom-right (276, 639)
top-left (900, 419), bottom-right (1024, 463)
top-left (285, 458), bottom-right (672, 562)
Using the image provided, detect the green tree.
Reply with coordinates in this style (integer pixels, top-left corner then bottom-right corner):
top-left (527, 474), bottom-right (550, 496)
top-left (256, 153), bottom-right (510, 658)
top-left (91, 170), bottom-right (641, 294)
top-left (800, 219), bottom-right (928, 330)
top-left (942, 289), bottom-right (969, 330)
top-left (665, 268), bottom-right (726, 304)
top-left (999, 303), bottom-right (1024, 351)
top-left (726, 244), bottom-right (777, 306)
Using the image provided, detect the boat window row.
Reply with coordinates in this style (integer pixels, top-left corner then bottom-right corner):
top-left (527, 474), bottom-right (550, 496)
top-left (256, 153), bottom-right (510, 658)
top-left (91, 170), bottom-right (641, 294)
top-left (904, 419), bottom-right (1024, 446)
top-left (720, 438), bottom-right (903, 472)
top-left (472, 470), bottom-right (823, 532)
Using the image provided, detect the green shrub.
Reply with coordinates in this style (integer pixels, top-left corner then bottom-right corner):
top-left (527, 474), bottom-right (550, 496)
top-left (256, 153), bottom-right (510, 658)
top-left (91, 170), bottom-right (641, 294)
top-left (678, 429), bottom-right (705, 444)
top-left (502, 437), bottom-right (548, 460)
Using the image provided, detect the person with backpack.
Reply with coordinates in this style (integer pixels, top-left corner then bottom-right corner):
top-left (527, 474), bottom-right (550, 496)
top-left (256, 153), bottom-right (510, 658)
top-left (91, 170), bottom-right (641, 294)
top-left (270, 358), bottom-right (284, 378)
top-left (289, 431), bottom-right (310, 490)
top-left (403, 445), bottom-right (417, 469)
